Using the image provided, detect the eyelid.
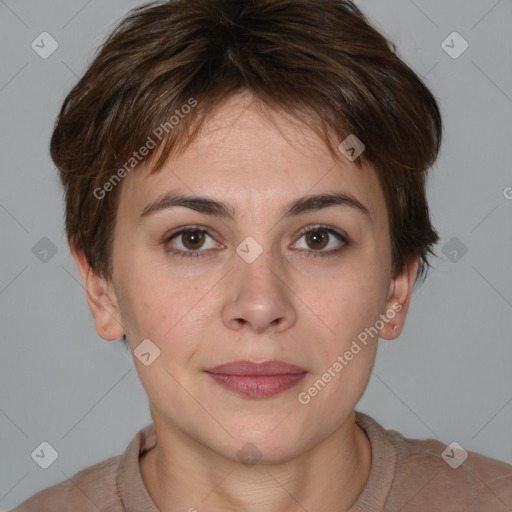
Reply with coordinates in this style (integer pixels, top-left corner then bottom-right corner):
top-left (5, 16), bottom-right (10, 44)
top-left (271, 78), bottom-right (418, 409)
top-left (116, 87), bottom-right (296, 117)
top-left (295, 224), bottom-right (348, 244)
top-left (164, 224), bottom-right (219, 239)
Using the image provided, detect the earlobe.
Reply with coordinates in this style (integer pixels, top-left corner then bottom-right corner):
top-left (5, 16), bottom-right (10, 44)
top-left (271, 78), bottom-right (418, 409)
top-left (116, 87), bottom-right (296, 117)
top-left (379, 256), bottom-right (420, 340)
top-left (71, 244), bottom-right (125, 341)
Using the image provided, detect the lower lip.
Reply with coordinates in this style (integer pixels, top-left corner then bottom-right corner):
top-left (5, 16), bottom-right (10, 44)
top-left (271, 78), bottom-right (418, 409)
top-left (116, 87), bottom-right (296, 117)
top-left (206, 372), bottom-right (307, 398)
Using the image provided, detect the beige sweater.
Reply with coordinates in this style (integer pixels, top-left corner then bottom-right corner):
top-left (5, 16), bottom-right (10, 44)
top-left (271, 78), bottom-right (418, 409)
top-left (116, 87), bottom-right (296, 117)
top-left (10, 411), bottom-right (512, 511)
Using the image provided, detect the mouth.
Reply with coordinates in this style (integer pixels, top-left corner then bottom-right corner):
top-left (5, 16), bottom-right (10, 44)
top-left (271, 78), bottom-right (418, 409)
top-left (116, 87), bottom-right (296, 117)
top-left (204, 360), bottom-right (308, 398)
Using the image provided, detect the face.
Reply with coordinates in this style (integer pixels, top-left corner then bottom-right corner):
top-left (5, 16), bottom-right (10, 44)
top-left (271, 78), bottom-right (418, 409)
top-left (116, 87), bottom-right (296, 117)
top-left (81, 92), bottom-right (415, 464)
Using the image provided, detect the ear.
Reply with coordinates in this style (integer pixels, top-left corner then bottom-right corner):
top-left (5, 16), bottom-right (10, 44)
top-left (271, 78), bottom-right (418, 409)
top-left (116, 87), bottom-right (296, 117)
top-left (71, 244), bottom-right (125, 341)
top-left (379, 256), bottom-right (420, 340)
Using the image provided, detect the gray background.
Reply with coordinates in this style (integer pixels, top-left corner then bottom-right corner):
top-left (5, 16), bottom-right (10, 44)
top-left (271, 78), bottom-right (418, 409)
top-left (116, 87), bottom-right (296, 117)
top-left (1, 0), bottom-right (511, 509)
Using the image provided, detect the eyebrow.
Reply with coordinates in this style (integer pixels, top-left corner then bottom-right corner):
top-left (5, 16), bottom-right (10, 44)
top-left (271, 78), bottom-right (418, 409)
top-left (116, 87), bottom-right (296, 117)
top-left (139, 191), bottom-right (371, 222)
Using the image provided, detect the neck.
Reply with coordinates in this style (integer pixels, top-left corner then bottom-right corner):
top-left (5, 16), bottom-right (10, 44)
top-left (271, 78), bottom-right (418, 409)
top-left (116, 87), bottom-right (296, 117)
top-left (140, 411), bottom-right (372, 512)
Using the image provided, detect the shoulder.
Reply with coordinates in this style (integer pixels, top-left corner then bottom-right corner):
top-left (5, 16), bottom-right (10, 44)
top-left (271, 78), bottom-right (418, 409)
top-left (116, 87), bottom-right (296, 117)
top-left (386, 427), bottom-right (512, 511)
top-left (9, 455), bottom-right (122, 512)
top-left (9, 423), bottom-right (156, 512)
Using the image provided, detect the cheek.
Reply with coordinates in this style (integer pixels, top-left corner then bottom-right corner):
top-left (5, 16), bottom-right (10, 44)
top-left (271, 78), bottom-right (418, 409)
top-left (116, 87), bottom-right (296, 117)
top-left (307, 264), bottom-right (385, 339)
top-left (305, 288), bottom-right (379, 408)
top-left (124, 285), bottom-right (186, 340)
top-left (114, 249), bottom-right (176, 322)
top-left (118, 265), bottom-right (210, 359)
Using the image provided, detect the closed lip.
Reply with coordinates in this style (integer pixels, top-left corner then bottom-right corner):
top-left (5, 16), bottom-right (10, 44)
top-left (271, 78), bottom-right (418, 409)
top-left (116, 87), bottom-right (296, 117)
top-left (205, 360), bottom-right (307, 376)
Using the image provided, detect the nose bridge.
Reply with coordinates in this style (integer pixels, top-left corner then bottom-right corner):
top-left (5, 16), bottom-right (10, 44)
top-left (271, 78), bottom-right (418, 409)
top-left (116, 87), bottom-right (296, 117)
top-left (221, 237), bottom-right (297, 333)
top-left (234, 238), bottom-right (284, 301)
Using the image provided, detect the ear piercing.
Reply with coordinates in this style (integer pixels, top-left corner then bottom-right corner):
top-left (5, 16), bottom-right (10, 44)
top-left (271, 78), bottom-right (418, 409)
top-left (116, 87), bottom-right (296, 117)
top-left (392, 302), bottom-right (402, 333)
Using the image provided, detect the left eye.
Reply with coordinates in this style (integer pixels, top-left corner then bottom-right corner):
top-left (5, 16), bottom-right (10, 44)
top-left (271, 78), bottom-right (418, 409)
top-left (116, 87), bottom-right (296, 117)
top-left (292, 225), bottom-right (348, 257)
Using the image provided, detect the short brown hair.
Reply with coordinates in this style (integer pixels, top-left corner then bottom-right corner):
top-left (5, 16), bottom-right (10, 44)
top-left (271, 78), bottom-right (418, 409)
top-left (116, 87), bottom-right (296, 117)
top-left (50, 0), bottom-right (442, 285)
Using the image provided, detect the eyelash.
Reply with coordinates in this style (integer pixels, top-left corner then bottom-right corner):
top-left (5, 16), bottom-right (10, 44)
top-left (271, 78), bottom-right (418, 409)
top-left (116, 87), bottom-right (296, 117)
top-left (162, 224), bottom-right (349, 260)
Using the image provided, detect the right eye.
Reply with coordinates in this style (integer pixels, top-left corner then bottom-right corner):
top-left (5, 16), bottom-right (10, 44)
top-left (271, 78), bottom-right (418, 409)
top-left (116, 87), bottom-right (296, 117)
top-left (163, 226), bottom-right (223, 259)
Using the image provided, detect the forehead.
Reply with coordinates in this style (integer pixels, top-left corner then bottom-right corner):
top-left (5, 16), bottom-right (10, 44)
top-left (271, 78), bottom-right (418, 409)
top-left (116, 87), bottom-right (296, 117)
top-left (117, 94), bottom-right (387, 227)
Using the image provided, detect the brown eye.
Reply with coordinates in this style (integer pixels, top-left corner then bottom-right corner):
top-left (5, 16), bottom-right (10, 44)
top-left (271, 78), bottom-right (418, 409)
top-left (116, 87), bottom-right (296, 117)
top-left (293, 225), bottom-right (349, 259)
top-left (304, 229), bottom-right (329, 250)
top-left (180, 230), bottom-right (206, 250)
top-left (163, 226), bottom-right (220, 259)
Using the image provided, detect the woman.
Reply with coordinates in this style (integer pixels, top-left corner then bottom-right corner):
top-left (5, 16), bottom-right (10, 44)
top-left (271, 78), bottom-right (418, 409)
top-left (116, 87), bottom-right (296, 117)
top-left (11, 0), bottom-right (512, 510)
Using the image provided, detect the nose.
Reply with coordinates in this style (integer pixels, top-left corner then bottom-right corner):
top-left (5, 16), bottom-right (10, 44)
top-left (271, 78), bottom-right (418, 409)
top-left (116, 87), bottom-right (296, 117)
top-left (221, 248), bottom-right (298, 334)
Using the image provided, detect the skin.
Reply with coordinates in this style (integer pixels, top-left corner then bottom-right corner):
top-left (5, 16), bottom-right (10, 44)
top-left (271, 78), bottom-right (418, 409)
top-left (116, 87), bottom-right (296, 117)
top-left (73, 91), bottom-right (419, 512)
